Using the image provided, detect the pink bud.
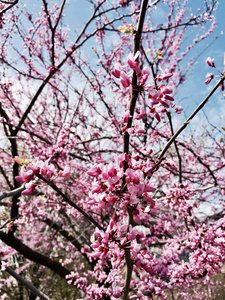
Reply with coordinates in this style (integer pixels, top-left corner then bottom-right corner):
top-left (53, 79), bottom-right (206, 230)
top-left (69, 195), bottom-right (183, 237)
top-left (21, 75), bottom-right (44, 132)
top-left (163, 94), bottom-right (174, 101)
top-left (15, 176), bottom-right (26, 183)
top-left (112, 63), bottom-right (122, 78)
top-left (205, 73), bottom-right (214, 85)
top-left (27, 166), bottom-right (40, 175)
top-left (120, 71), bottom-right (130, 88)
top-left (108, 163), bottom-right (117, 177)
top-left (205, 57), bottom-right (215, 67)
top-left (22, 182), bottom-right (36, 195)
top-left (157, 72), bottom-right (173, 81)
top-left (123, 110), bottom-right (131, 123)
top-left (15, 169), bottom-right (34, 183)
top-left (87, 166), bottom-right (101, 177)
top-left (127, 53), bottom-right (139, 69)
top-left (112, 69), bottom-right (120, 78)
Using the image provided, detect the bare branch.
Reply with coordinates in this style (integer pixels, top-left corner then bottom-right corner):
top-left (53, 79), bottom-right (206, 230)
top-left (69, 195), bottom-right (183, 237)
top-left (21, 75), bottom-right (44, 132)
top-left (0, 262), bottom-right (51, 300)
top-left (158, 76), bottom-right (225, 161)
top-left (0, 186), bottom-right (24, 201)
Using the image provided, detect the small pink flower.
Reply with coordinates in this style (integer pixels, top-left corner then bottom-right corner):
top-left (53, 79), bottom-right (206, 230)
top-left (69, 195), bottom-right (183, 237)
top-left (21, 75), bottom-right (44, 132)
top-left (135, 108), bottom-right (147, 120)
top-left (157, 69), bottom-right (173, 81)
top-left (39, 161), bottom-right (55, 180)
top-left (142, 192), bottom-right (155, 205)
top-left (87, 166), bottom-right (102, 177)
top-left (91, 181), bottom-right (107, 193)
top-left (205, 73), bottom-right (214, 85)
top-left (22, 182), bottom-right (36, 195)
top-left (120, 71), bottom-right (130, 88)
top-left (123, 110), bottom-right (131, 123)
top-left (140, 67), bottom-right (150, 84)
top-left (26, 165), bottom-right (40, 175)
top-left (175, 106), bottom-right (183, 114)
top-left (127, 52), bottom-right (141, 76)
top-left (59, 166), bottom-right (71, 178)
top-left (15, 168), bottom-right (34, 183)
top-left (127, 52), bottom-right (139, 69)
top-left (205, 57), bottom-right (215, 67)
top-left (112, 63), bottom-right (122, 78)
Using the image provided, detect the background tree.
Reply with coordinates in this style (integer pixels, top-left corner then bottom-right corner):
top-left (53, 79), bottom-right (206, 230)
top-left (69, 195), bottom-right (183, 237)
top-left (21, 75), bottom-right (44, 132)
top-left (0, 0), bottom-right (225, 299)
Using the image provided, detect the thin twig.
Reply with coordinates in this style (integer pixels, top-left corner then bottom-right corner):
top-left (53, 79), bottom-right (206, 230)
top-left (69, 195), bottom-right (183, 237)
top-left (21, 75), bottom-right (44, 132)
top-left (4, 264), bottom-right (51, 300)
top-left (158, 76), bottom-right (225, 161)
top-left (167, 112), bottom-right (182, 184)
top-left (37, 174), bottom-right (103, 230)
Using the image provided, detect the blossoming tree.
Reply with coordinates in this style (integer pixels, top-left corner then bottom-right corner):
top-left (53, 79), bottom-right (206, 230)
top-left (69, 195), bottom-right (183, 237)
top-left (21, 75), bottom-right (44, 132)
top-left (0, 0), bottom-right (225, 299)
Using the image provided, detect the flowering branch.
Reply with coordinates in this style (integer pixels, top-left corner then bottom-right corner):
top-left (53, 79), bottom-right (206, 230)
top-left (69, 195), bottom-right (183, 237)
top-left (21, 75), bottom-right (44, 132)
top-left (123, 1), bottom-right (149, 299)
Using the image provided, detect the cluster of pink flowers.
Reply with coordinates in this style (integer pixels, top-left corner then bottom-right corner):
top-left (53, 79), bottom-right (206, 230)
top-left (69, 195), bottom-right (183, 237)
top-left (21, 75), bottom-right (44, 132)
top-left (111, 51), bottom-right (148, 88)
top-left (112, 52), bottom-right (177, 122)
top-left (87, 154), bottom-right (155, 213)
top-left (15, 159), bottom-right (70, 195)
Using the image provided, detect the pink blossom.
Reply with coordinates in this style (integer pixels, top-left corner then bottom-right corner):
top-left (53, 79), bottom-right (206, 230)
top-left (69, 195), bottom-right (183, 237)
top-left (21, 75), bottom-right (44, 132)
top-left (205, 73), bottom-right (214, 85)
top-left (22, 182), bottom-right (36, 195)
top-left (135, 108), bottom-right (147, 120)
top-left (39, 161), bottom-right (55, 180)
top-left (175, 106), bottom-right (183, 114)
top-left (59, 165), bottom-right (71, 178)
top-left (123, 110), bottom-right (131, 123)
top-left (120, 71), bottom-right (130, 88)
top-left (87, 166), bottom-right (102, 177)
top-left (157, 69), bottom-right (173, 81)
top-left (127, 52), bottom-right (139, 69)
top-left (111, 63), bottom-right (122, 78)
top-left (15, 168), bottom-right (34, 183)
top-left (91, 181), bottom-right (107, 193)
top-left (26, 165), bottom-right (40, 175)
top-left (140, 67), bottom-right (150, 84)
top-left (205, 57), bottom-right (215, 67)
top-left (127, 52), bottom-right (141, 76)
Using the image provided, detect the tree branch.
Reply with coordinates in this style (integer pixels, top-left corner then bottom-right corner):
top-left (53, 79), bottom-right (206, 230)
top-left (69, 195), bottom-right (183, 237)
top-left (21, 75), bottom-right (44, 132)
top-left (0, 231), bottom-right (71, 279)
top-left (37, 174), bottom-right (103, 230)
top-left (0, 261), bottom-right (50, 300)
top-left (123, 1), bottom-right (149, 299)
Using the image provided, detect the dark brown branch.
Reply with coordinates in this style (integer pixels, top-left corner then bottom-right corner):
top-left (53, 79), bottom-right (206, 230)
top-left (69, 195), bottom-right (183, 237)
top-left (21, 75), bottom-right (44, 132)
top-left (123, 1), bottom-right (149, 299)
top-left (1, 263), bottom-right (50, 300)
top-left (167, 112), bottom-right (182, 184)
top-left (37, 174), bottom-right (103, 230)
top-left (44, 218), bottom-right (95, 269)
top-left (0, 231), bottom-right (70, 279)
